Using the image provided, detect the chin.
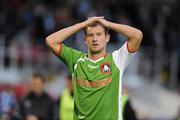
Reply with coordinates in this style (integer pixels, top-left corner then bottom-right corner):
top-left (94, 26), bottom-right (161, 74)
top-left (89, 47), bottom-right (105, 54)
top-left (91, 49), bottom-right (102, 54)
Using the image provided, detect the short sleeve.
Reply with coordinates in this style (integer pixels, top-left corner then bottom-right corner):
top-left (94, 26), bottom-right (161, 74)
top-left (58, 44), bottom-right (82, 73)
top-left (112, 42), bottom-right (136, 72)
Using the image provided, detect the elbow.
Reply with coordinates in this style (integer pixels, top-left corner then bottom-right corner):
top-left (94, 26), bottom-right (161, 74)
top-left (135, 30), bottom-right (143, 41)
top-left (45, 36), bottom-right (52, 46)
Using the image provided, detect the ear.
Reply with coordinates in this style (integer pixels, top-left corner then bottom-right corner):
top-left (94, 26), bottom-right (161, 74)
top-left (84, 36), bottom-right (87, 45)
top-left (105, 34), bottom-right (110, 43)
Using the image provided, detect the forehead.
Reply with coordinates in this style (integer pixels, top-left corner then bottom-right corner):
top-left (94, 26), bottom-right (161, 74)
top-left (86, 25), bottom-right (105, 34)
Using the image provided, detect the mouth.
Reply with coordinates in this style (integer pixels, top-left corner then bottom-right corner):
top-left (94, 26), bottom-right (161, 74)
top-left (92, 43), bottom-right (98, 46)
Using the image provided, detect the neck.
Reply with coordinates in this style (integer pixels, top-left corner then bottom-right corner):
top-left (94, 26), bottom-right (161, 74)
top-left (88, 50), bottom-right (107, 61)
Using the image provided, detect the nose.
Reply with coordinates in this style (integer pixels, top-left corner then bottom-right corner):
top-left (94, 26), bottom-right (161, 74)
top-left (92, 35), bottom-right (97, 42)
top-left (92, 39), bottom-right (97, 43)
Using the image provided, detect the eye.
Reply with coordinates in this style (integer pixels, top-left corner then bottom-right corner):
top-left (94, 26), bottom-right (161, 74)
top-left (96, 32), bottom-right (102, 36)
top-left (87, 33), bottom-right (93, 37)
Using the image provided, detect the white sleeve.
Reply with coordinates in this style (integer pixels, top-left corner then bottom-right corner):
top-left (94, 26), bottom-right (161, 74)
top-left (112, 42), bottom-right (136, 72)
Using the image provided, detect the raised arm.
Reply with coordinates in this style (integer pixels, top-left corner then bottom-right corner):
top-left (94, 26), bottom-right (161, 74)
top-left (46, 16), bottom-right (104, 55)
top-left (99, 19), bottom-right (143, 52)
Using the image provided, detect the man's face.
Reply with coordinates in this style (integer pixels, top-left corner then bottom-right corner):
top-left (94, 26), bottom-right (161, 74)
top-left (85, 25), bottom-right (109, 54)
top-left (29, 77), bottom-right (44, 95)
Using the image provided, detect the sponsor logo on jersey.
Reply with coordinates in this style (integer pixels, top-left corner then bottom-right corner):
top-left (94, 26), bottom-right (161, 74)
top-left (100, 62), bottom-right (111, 74)
top-left (77, 78), bottom-right (112, 88)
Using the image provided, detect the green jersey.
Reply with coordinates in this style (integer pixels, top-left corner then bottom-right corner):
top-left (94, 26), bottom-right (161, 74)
top-left (58, 42), bottom-right (135, 120)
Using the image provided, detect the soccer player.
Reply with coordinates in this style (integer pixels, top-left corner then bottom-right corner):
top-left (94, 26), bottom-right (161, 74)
top-left (46, 16), bottom-right (143, 120)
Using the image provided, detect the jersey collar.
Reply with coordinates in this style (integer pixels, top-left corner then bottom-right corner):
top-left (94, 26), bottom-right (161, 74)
top-left (87, 53), bottom-right (109, 63)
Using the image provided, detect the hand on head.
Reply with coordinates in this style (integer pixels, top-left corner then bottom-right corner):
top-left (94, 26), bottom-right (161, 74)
top-left (99, 18), bottom-right (110, 28)
top-left (86, 16), bottom-right (110, 28)
top-left (87, 16), bottom-right (104, 23)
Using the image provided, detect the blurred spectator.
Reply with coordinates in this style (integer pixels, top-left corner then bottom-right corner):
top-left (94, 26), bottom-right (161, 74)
top-left (58, 73), bottom-right (74, 120)
top-left (122, 86), bottom-right (137, 120)
top-left (17, 73), bottom-right (55, 120)
top-left (0, 85), bottom-right (16, 119)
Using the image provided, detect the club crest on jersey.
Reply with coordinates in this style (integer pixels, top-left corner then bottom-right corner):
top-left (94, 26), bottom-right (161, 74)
top-left (100, 62), bottom-right (111, 74)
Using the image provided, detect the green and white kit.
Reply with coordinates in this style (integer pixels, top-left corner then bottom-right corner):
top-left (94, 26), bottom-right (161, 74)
top-left (58, 42), bottom-right (135, 120)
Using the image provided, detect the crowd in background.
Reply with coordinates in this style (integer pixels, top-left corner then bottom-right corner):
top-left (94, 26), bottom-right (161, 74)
top-left (0, 0), bottom-right (179, 48)
top-left (0, 0), bottom-right (180, 119)
top-left (0, 0), bottom-right (180, 83)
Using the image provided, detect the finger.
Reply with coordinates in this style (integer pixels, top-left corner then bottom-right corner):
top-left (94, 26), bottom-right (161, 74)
top-left (99, 18), bottom-right (106, 22)
top-left (96, 16), bottom-right (104, 19)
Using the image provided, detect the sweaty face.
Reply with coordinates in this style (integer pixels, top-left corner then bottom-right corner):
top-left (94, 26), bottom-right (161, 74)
top-left (85, 25), bottom-right (109, 54)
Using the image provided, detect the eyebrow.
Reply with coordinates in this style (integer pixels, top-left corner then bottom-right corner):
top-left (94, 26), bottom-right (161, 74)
top-left (87, 31), bottom-right (104, 35)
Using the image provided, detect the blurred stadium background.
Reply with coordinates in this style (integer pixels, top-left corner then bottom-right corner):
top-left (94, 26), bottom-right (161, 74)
top-left (0, 0), bottom-right (180, 119)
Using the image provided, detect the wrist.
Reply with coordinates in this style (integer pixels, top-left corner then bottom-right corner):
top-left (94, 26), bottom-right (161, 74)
top-left (79, 21), bottom-right (88, 28)
top-left (106, 21), bottom-right (111, 28)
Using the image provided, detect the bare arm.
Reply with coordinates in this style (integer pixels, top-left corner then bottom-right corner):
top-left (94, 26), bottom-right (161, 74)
top-left (46, 16), bottom-right (104, 55)
top-left (100, 19), bottom-right (143, 52)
